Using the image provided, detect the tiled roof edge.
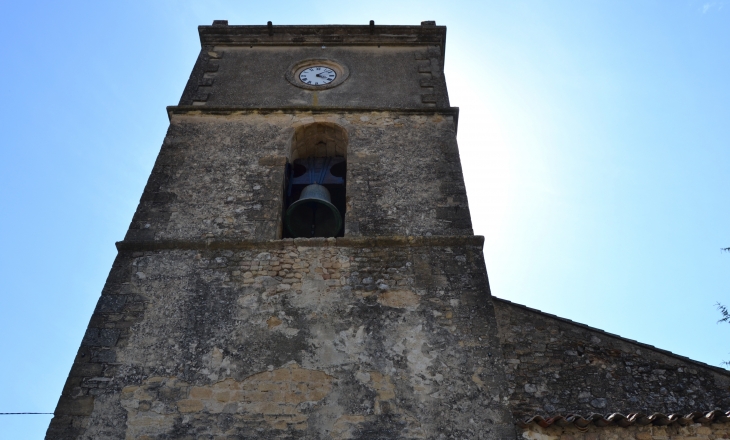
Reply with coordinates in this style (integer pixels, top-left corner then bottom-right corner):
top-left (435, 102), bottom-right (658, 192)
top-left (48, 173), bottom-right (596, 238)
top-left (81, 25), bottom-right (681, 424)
top-left (492, 297), bottom-right (730, 377)
top-left (521, 411), bottom-right (730, 429)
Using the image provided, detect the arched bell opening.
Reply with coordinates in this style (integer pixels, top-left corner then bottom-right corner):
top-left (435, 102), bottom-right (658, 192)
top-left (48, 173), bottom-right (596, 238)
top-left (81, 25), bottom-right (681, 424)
top-left (282, 123), bottom-right (348, 238)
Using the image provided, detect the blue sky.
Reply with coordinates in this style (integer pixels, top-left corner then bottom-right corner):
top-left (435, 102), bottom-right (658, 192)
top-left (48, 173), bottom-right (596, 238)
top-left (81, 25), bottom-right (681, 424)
top-left (0, 1), bottom-right (728, 437)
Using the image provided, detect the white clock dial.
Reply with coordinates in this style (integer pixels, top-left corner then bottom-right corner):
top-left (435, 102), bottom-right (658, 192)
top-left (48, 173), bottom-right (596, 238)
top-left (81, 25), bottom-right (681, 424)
top-left (299, 66), bottom-right (337, 86)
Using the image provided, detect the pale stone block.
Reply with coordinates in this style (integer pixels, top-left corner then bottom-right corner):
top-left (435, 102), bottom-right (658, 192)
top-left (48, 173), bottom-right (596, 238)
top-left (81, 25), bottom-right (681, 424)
top-left (271, 368), bottom-right (292, 381)
top-left (177, 399), bottom-right (203, 413)
top-left (189, 387), bottom-right (213, 399)
top-left (214, 390), bottom-right (230, 402)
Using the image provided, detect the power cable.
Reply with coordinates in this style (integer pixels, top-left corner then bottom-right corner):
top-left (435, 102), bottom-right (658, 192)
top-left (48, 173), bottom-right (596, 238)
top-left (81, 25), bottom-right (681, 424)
top-left (0, 412), bottom-right (54, 415)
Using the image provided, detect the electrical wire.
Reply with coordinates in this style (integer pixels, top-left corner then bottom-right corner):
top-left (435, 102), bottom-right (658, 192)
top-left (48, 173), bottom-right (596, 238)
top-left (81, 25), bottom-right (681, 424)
top-left (0, 412), bottom-right (53, 415)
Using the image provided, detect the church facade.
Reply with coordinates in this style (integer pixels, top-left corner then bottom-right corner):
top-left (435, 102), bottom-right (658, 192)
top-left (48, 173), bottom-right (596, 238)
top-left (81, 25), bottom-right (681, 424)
top-left (47, 22), bottom-right (729, 439)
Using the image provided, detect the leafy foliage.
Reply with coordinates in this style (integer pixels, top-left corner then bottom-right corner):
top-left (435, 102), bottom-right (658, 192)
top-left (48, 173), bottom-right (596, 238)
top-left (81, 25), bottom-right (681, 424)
top-left (718, 303), bottom-right (729, 366)
top-left (718, 303), bottom-right (730, 325)
top-left (719, 304), bottom-right (730, 367)
top-left (719, 248), bottom-right (729, 366)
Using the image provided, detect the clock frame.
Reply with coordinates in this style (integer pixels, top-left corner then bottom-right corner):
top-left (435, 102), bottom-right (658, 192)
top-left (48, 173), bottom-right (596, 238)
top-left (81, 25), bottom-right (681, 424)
top-left (286, 59), bottom-right (349, 90)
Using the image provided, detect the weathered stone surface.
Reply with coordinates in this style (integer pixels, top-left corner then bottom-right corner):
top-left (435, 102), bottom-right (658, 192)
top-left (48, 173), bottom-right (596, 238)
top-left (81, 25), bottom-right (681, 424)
top-left (120, 364), bottom-right (334, 436)
top-left (493, 299), bottom-right (730, 420)
top-left (48, 241), bottom-right (516, 438)
top-left (180, 26), bottom-right (449, 108)
top-left (125, 111), bottom-right (471, 242)
top-left (55, 396), bottom-right (95, 416)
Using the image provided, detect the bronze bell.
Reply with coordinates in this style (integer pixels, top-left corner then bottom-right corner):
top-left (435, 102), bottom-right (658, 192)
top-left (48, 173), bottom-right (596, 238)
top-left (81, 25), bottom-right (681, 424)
top-left (284, 183), bottom-right (343, 238)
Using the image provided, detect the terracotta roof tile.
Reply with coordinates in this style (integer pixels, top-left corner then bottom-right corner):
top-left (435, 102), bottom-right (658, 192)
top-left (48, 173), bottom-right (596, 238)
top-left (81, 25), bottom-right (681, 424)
top-left (521, 411), bottom-right (730, 429)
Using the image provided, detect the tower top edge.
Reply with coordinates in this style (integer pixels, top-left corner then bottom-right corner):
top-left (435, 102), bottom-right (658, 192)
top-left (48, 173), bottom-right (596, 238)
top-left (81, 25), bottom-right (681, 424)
top-left (197, 23), bottom-right (447, 47)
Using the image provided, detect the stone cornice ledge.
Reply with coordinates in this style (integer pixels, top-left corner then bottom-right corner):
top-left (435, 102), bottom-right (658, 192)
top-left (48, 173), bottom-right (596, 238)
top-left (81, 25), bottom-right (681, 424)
top-left (116, 235), bottom-right (484, 252)
top-left (167, 106), bottom-right (460, 132)
top-left (198, 24), bottom-right (447, 49)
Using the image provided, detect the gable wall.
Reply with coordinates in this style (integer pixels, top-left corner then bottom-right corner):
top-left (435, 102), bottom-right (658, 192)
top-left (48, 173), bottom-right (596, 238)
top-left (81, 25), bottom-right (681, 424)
top-left (493, 299), bottom-right (730, 420)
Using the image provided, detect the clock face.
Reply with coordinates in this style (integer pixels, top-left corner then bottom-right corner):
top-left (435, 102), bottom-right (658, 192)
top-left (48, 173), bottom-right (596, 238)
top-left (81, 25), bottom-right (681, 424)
top-left (299, 66), bottom-right (337, 86)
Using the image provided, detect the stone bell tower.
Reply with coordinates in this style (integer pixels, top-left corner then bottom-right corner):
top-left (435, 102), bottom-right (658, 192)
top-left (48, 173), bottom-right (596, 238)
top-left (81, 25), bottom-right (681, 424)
top-left (47, 21), bottom-right (517, 439)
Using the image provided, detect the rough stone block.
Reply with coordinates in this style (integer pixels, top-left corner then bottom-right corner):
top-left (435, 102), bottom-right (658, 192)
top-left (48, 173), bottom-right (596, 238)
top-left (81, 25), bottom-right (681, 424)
top-left (56, 396), bottom-right (95, 416)
top-left (81, 328), bottom-right (120, 347)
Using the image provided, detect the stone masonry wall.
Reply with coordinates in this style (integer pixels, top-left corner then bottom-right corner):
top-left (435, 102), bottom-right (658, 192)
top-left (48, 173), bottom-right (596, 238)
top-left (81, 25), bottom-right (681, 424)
top-left (47, 238), bottom-right (516, 439)
top-left (520, 423), bottom-right (730, 440)
top-left (179, 44), bottom-right (449, 109)
top-left (125, 111), bottom-right (471, 243)
top-left (493, 299), bottom-right (730, 421)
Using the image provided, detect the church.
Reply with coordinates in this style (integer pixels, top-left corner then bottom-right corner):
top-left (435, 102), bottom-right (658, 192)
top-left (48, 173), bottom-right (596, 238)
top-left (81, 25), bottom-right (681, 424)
top-left (47, 22), bottom-right (729, 439)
